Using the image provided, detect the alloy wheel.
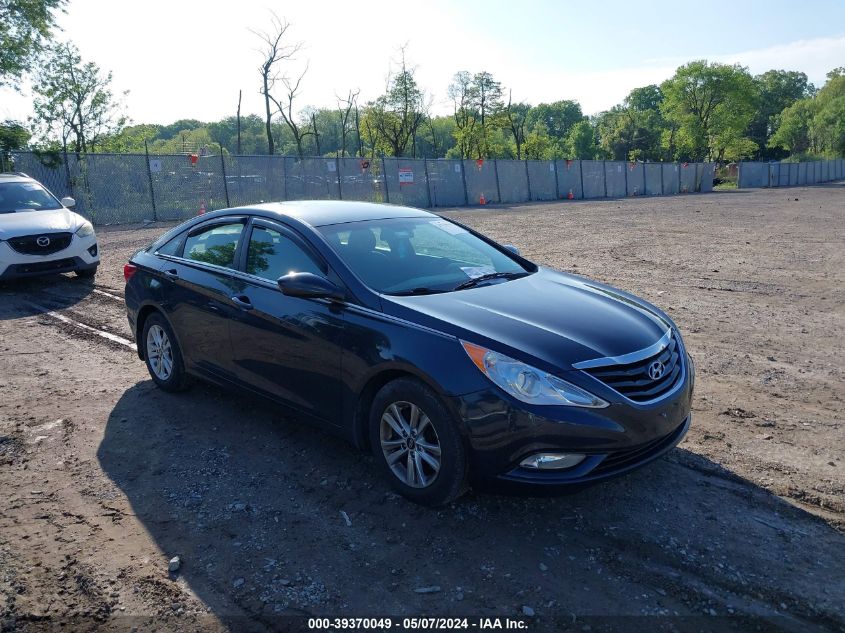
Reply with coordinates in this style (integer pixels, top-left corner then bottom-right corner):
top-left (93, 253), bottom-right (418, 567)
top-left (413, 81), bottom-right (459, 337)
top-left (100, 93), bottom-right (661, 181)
top-left (379, 401), bottom-right (442, 488)
top-left (146, 324), bottom-right (174, 381)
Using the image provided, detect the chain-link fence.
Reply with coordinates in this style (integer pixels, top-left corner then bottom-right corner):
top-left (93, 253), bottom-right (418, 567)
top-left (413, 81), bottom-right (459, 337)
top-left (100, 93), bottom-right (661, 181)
top-left (3, 150), bottom-right (784, 225)
top-left (738, 159), bottom-right (844, 189)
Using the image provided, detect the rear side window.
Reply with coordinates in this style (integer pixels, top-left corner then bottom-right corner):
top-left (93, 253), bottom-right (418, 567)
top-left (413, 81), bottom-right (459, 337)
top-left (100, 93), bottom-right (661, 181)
top-left (183, 223), bottom-right (244, 269)
top-left (246, 226), bottom-right (323, 281)
top-left (155, 233), bottom-right (184, 256)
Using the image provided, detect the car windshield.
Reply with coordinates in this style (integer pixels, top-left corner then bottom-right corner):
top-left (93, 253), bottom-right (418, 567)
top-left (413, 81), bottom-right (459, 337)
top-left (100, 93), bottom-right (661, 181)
top-left (0, 182), bottom-right (63, 214)
top-left (319, 217), bottom-right (530, 295)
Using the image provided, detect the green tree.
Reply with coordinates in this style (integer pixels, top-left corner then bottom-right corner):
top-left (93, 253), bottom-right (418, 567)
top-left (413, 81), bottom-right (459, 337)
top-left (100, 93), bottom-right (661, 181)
top-left (660, 60), bottom-right (758, 161)
top-left (770, 72), bottom-right (845, 158)
top-left (526, 100), bottom-right (584, 155)
top-left (748, 70), bottom-right (813, 159)
top-left (564, 120), bottom-right (597, 159)
top-left (0, 0), bottom-right (66, 87)
top-left (0, 119), bottom-right (31, 169)
top-left (367, 49), bottom-right (425, 157)
top-left (31, 41), bottom-right (127, 155)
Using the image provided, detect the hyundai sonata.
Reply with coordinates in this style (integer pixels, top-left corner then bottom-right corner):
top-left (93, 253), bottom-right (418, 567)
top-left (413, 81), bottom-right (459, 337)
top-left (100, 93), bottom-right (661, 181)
top-left (124, 201), bottom-right (693, 505)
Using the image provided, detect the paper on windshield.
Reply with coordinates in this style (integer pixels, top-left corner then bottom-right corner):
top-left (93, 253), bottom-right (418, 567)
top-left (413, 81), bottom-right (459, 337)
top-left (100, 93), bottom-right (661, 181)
top-left (460, 266), bottom-right (495, 278)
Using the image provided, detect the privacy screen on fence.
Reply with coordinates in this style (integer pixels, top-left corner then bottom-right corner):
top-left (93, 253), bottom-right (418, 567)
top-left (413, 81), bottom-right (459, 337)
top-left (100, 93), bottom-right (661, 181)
top-left (7, 152), bottom-right (839, 225)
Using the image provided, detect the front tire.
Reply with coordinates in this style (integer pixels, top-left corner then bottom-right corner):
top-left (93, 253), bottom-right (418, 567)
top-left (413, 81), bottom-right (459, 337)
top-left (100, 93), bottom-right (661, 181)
top-left (369, 378), bottom-right (467, 506)
top-left (141, 313), bottom-right (190, 392)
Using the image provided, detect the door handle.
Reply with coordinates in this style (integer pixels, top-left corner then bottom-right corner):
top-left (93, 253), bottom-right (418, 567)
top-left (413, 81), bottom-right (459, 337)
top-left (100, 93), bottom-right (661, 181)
top-left (230, 294), bottom-right (254, 310)
top-left (163, 268), bottom-right (178, 279)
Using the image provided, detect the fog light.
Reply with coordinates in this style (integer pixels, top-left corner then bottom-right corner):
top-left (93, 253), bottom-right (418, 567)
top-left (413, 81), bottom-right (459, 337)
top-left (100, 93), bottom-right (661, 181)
top-left (88, 244), bottom-right (98, 257)
top-left (519, 453), bottom-right (586, 470)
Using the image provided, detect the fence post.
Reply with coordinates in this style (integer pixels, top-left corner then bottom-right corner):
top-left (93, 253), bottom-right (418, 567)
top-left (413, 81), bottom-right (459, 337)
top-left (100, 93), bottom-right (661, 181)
top-left (602, 160), bottom-right (608, 198)
top-left (460, 160), bottom-right (469, 206)
top-left (553, 160), bottom-right (560, 199)
top-left (423, 159), bottom-right (432, 208)
top-left (624, 161), bottom-right (629, 196)
top-left (524, 160), bottom-right (532, 201)
top-left (336, 156), bottom-right (343, 200)
top-left (283, 156), bottom-right (289, 201)
top-left (144, 141), bottom-right (157, 222)
top-left (219, 144), bottom-right (230, 207)
top-left (579, 160), bottom-right (585, 199)
top-left (382, 157), bottom-right (390, 203)
top-left (493, 159), bottom-right (502, 203)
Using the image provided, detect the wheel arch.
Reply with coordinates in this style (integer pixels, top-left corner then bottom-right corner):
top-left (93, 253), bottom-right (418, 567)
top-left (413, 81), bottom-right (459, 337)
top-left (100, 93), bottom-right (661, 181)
top-left (134, 303), bottom-right (180, 362)
top-left (350, 363), bottom-right (464, 452)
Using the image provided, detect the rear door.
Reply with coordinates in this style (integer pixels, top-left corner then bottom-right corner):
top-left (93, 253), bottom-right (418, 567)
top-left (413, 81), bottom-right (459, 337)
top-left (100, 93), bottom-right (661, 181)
top-left (226, 219), bottom-right (346, 425)
top-left (158, 218), bottom-right (248, 381)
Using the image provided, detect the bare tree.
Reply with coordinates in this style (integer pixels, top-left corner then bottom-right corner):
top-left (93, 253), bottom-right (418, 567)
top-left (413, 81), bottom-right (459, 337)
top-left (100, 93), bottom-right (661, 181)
top-left (266, 63), bottom-right (312, 158)
top-left (336, 89), bottom-right (359, 157)
top-left (253, 13), bottom-right (301, 155)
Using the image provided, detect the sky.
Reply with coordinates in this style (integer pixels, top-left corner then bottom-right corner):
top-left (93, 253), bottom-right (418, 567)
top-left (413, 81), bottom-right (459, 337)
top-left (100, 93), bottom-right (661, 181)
top-left (2, 0), bottom-right (845, 126)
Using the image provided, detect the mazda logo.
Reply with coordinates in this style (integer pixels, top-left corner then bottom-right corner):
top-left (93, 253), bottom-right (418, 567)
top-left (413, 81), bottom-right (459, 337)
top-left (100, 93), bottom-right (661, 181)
top-left (647, 361), bottom-right (665, 380)
top-left (36, 236), bottom-right (51, 247)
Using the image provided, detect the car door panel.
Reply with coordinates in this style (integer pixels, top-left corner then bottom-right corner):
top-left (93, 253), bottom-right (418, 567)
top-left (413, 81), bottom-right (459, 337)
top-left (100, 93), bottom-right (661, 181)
top-left (156, 220), bottom-right (247, 381)
top-left (226, 221), bottom-right (345, 425)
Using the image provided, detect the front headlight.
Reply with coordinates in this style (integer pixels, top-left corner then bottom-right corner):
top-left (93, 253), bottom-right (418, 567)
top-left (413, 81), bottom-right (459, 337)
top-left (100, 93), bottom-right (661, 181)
top-left (461, 341), bottom-right (608, 408)
top-left (76, 222), bottom-right (95, 238)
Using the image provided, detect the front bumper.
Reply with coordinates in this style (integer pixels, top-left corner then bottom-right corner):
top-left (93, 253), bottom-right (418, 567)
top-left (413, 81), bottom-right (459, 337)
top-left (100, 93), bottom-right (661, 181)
top-left (0, 234), bottom-right (99, 280)
top-left (449, 357), bottom-right (694, 493)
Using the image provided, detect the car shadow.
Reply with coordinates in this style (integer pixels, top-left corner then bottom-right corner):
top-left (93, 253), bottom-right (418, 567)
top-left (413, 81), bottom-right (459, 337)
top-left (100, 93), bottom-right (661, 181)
top-left (0, 274), bottom-right (95, 320)
top-left (97, 381), bottom-right (844, 631)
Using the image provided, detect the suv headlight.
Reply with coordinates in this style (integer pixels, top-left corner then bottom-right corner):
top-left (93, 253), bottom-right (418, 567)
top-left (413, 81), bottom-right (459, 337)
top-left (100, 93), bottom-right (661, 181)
top-left (76, 222), bottom-right (95, 238)
top-left (461, 341), bottom-right (608, 408)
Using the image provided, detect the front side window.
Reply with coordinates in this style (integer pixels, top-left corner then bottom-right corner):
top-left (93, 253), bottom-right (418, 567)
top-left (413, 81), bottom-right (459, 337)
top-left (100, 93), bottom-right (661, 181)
top-left (183, 222), bottom-right (244, 269)
top-left (319, 217), bottom-right (530, 295)
top-left (246, 225), bottom-right (323, 281)
top-left (0, 182), bottom-right (63, 214)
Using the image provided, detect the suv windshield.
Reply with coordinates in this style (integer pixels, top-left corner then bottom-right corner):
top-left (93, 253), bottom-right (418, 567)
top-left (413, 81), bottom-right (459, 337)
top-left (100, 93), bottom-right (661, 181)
top-left (0, 181), bottom-right (63, 214)
top-left (320, 217), bottom-right (531, 295)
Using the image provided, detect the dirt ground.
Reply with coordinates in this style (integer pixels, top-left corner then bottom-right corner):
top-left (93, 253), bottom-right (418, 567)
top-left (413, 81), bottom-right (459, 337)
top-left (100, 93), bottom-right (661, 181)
top-left (1, 185), bottom-right (843, 632)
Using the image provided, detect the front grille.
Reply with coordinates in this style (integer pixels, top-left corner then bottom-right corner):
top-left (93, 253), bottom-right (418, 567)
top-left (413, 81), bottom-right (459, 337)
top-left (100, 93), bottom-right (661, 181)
top-left (8, 232), bottom-right (73, 256)
top-left (584, 334), bottom-right (683, 402)
top-left (9, 258), bottom-right (76, 274)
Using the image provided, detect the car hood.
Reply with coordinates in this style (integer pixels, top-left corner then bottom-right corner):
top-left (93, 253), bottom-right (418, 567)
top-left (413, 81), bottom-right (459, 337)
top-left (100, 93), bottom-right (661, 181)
top-left (0, 208), bottom-right (86, 239)
top-left (383, 268), bottom-right (671, 372)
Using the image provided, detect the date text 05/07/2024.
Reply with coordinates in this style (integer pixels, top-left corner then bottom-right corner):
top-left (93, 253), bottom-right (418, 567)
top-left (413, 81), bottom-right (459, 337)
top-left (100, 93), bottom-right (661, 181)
top-left (307, 617), bottom-right (529, 630)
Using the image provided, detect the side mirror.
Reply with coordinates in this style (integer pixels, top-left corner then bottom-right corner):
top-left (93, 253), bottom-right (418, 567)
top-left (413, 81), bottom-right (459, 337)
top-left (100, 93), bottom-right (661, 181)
top-left (61, 196), bottom-right (76, 208)
top-left (277, 272), bottom-right (345, 302)
top-left (503, 244), bottom-right (520, 256)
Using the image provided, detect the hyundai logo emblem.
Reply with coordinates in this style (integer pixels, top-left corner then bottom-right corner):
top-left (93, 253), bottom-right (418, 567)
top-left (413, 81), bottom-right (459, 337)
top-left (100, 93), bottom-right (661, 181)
top-left (647, 361), bottom-right (665, 380)
top-left (36, 236), bottom-right (51, 247)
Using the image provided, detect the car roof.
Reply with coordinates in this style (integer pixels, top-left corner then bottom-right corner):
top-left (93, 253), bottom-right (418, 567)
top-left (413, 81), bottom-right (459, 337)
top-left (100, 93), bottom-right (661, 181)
top-left (0, 173), bottom-right (35, 184)
top-left (238, 200), bottom-right (435, 227)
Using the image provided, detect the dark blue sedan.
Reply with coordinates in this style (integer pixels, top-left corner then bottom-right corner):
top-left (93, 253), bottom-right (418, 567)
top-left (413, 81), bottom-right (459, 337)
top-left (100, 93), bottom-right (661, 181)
top-left (124, 201), bottom-right (693, 505)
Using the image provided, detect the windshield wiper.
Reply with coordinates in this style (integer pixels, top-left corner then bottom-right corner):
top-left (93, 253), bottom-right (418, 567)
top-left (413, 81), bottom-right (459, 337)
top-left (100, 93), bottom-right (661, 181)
top-left (452, 271), bottom-right (528, 291)
top-left (389, 287), bottom-right (445, 296)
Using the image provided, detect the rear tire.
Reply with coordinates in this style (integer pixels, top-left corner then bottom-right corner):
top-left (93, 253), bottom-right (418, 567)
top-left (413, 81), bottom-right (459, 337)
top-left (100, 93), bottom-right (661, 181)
top-left (369, 378), bottom-right (467, 506)
top-left (141, 313), bottom-right (190, 392)
top-left (75, 266), bottom-right (97, 279)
